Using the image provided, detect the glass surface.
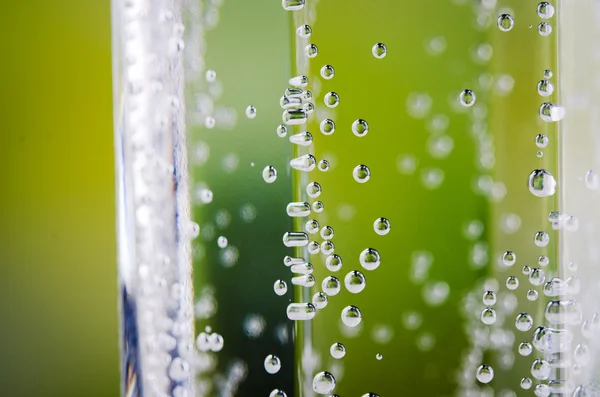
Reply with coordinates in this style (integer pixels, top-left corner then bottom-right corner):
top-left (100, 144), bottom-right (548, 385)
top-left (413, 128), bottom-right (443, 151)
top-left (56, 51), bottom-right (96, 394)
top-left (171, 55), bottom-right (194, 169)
top-left (112, 0), bottom-right (600, 396)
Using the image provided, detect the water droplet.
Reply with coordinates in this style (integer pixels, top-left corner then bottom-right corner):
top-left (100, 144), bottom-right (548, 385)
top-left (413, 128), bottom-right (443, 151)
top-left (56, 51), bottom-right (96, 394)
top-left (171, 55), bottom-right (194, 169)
top-left (305, 44), bottom-right (318, 58)
top-left (287, 202), bottom-right (311, 217)
top-left (264, 354), bottom-right (281, 374)
top-left (538, 22), bottom-right (552, 36)
top-left (360, 248), bottom-right (380, 271)
top-left (245, 105), bottom-right (257, 119)
top-left (534, 231), bottom-right (550, 247)
top-left (326, 254), bottom-right (343, 272)
top-left (317, 160), bottom-right (330, 172)
top-left (539, 102), bottom-right (566, 122)
top-left (506, 276), bottom-right (519, 290)
top-left (341, 305), bottom-right (362, 327)
top-left (296, 24), bottom-right (311, 37)
top-left (289, 131), bottom-right (313, 146)
top-left (307, 182), bottom-right (322, 198)
top-left (372, 43), bottom-right (387, 58)
top-left (543, 69), bottom-right (553, 79)
top-left (322, 276), bottom-right (341, 296)
top-left (537, 2), bottom-right (555, 19)
top-left (290, 154), bottom-right (316, 171)
top-left (312, 292), bottom-right (328, 309)
top-left (289, 75), bottom-right (309, 87)
top-left (312, 371), bottom-right (336, 394)
top-left (502, 251), bottom-right (516, 266)
top-left (531, 359), bottom-right (551, 380)
top-left (352, 119), bottom-right (369, 137)
top-left (262, 166), bottom-right (277, 183)
top-left (323, 92), bottom-right (340, 108)
top-left (283, 232), bottom-right (309, 247)
top-left (497, 14), bottom-right (514, 31)
top-left (515, 313), bottom-right (533, 331)
top-left (282, 0), bottom-right (304, 11)
top-left (312, 201), bottom-right (324, 212)
top-left (528, 169), bottom-right (557, 197)
top-left (535, 134), bottom-right (549, 148)
top-left (459, 89), bottom-right (477, 107)
top-left (483, 291), bottom-right (497, 306)
top-left (476, 364), bottom-right (494, 383)
top-left (320, 119), bottom-right (336, 135)
top-left (286, 303), bottom-right (316, 320)
top-left (527, 289), bottom-right (539, 301)
top-left (481, 308), bottom-right (497, 325)
top-left (345, 270), bottom-right (366, 294)
top-left (353, 164), bottom-right (371, 183)
top-left (283, 109), bottom-right (307, 125)
top-left (274, 280), bottom-right (287, 296)
top-left (521, 377), bottom-right (533, 390)
top-left (320, 64), bottom-right (334, 79)
top-left (373, 217), bottom-right (391, 235)
top-left (537, 80), bottom-right (554, 97)
top-left (330, 342), bottom-right (346, 359)
top-left (205, 69), bottom-right (216, 82)
top-left (519, 341), bottom-right (533, 356)
top-left (270, 390), bottom-right (287, 397)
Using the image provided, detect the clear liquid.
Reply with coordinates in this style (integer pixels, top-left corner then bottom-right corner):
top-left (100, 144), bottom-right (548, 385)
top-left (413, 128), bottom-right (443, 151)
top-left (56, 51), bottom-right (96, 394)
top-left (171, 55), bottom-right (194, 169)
top-left (112, 0), bottom-right (600, 396)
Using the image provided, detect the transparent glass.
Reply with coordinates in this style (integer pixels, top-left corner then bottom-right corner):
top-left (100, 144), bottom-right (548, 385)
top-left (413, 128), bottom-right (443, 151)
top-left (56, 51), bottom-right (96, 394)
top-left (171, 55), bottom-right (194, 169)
top-left (112, 0), bottom-right (600, 396)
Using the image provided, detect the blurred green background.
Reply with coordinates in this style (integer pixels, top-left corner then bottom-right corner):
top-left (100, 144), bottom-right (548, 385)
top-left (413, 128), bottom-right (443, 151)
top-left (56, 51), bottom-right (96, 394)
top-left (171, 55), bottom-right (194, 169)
top-left (0, 1), bottom-right (118, 396)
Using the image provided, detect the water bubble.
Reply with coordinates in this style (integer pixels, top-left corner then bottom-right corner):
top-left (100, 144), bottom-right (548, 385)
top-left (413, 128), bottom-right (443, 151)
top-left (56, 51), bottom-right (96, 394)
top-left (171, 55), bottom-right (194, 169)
top-left (534, 231), bottom-right (550, 247)
top-left (585, 169), bottom-right (599, 190)
top-left (306, 182), bottom-right (322, 198)
top-left (262, 166), bottom-right (277, 183)
top-left (502, 251), bottom-right (516, 266)
top-left (352, 119), bottom-right (369, 137)
top-left (291, 262), bottom-right (314, 275)
top-left (537, 80), bottom-right (554, 97)
top-left (291, 274), bottom-right (315, 287)
top-left (483, 291), bottom-right (497, 306)
top-left (330, 342), bottom-right (346, 359)
top-left (376, 354), bottom-right (382, 360)
top-left (539, 102), bottom-right (566, 122)
top-left (324, 92), bottom-right (340, 108)
top-left (497, 14), bottom-right (514, 31)
top-left (286, 303), bottom-right (316, 320)
top-left (264, 354), bottom-right (281, 374)
top-left (312, 292), bottom-right (328, 309)
top-left (312, 201), bottom-right (324, 212)
top-left (296, 24), bottom-right (311, 37)
top-left (282, 0), bottom-right (304, 11)
top-left (543, 69), bottom-right (553, 79)
top-left (545, 299), bottom-right (583, 325)
top-left (320, 226), bottom-right (334, 240)
top-left (289, 131), bottom-right (313, 146)
top-left (283, 232), bottom-right (309, 247)
top-left (312, 371), bottom-right (336, 394)
top-left (537, 2), bottom-right (555, 18)
top-left (290, 154), bottom-right (316, 172)
top-left (534, 384), bottom-right (550, 397)
top-left (527, 289), bottom-right (539, 301)
top-left (373, 217), bottom-right (391, 235)
top-left (522, 265), bottom-right (531, 275)
top-left (481, 308), bottom-right (497, 325)
top-left (205, 69), bottom-right (216, 82)
top-left (528, 169), bottom-right (557, 197)
top-left (372, 43), bottom-right (387, 58)
top-left (320, 119), bottom-right (336, 135)
top-left (321, 242), bottom-right (334, 254)
top-left (427, 135), bottom-right (454, 159)
top-left (169, 358), bottom-right (191, 382)
top-left (531, 359), bottom-right (551, 380)
top-left (274, 280), bottom-right (288, 296)
top-left (305, 44), bottom-right (318, 58)
top-left (289, 75), bottom-right (309, 88)
top-left (535, 134), bottom-right (549, 148)
top-left (270, 390), bottom-right (287, 397)
top-left (307, 241), bottom-right (320, 254)
top-left (320, 64), bottom-right (334, 79)
top-left (518, 342), bottom-right (533, 356)
top-left (245, 105), bottom-right (257, 119)
top-left (303, 102), bottom-right (314, 114)
top-left (324, 255), bottom-right (342, 272)
top-left (538, 22), bottom-right (552, 36)
top-left (217, 236), bottom-right (228, 248)
top-left (360, 248), bottom-right (381, 271)
top-left (476, 364), bottom-right (494, 384)
top-left (529, 268), bottom-right (546, 286)
top-left (282, 109), bottom-right (307, 125)
top-left (506, 276), bottom-right (519, 290)
top-left (341, 305), bottom-right (362, 327)
top-left (538, 255), bottom-right (549, 267)
top-left (423, 281), bottom-right (450, 306)
top-left (287, 202), bottom-right (311, 217)
top-left (353, 164), bottom-right (371, 183)
top-left (521, 378), bottom-right (533, 390)
top-left (318, 160), bottom-right (330, 172)
top-left (322, 276), bottom-right (341, 296)
top-left (275, 124), bottom-right (287, 138)
top-left (459, 89), bottom-right (476, 107)
top-left (345, 271), bottom-right (366, 294)
top-left (574, 343), bottom-right (590, 365)
top-left (402, 311), bottom-right (422, 330)
top-left (515, 313), bottom-right (533, 331)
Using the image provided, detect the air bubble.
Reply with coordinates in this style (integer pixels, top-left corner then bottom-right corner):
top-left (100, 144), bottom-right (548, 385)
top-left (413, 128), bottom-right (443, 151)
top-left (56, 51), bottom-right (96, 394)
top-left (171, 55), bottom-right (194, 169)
top-left (521, 378), bottom-right (532, 390)
top-left (345, 270), bottom-right (366, 294)
top-left (537, 80), bottom-right (554, 97)
top-left (506, 276), bottom-right (519, 290)
top-left (289, 75), bottom-right (309, 87)
top-left (296, 24), bottom-right (311, 37)
top-left (276, 124), bottom-right (287, 137)
top-left (282, 0), bottom-right (304, 11)
top-left (585, 169), bottom-right (599, 190)
top-left (476, 364), bottom-right (494, 384)
top-left (322, 276), bottom-right (341, 296)
top-left (306, 182), bottom-right (322, 198)
top-left (320, 65), bottom-right (334, 79)
top-left (529, 268), bottom-right (546, 286)
top-left (539, 102), bottom-right (566, 122)
top-left (373, 217), bottom-right (391, 235)
top-left (502, 251), bottom-right (516, 266)
top-left (518, 342), bottom-right (533, 356)
top-left (538, 22), bottom-right (552, 36)
top-left (326, 254), bottom-right (343, 272)
top-left (360, 248), bottom-right (381, 271)
top-left (372, 43), bottom-right (387, 58)
top-left (217, 236), bottom-right (228, 248)
top-left (330, 343), bottom-right (346, 359)
top-left (352, 119), bottom-right (369, 137)
top-left (535, 134), bottom-right (549, 148)
top-left (534, 231), bottom-right (550, 247)
top-left (312, 371), bottom-right (336, 394)
top-left (263, 166), bottom-right (277, 183)
top-left (318, 160), bottom-right (330, 172)
top-left (537, 2), bottom-right (555, 19)
top-left (245, 105), bottom-right (257, 119)
top-left (341, 305), bottom-right (362, 327)
top-left (286, 303), bottom-right (316, 320)
top-left (312, 201), bottom-right (324, 212)
top-left (320, 119), bottom-right (336, 135)
top-left (483, 291), bottom-right (497, 306)
top-left (305, 44), bottom-right (318, 58)
top-left (320, 226), bottom-right (334, 240)
top-left (531, 359), bottom-right (551, 380)
top-left (481, 308), bottom-right (496, 325)
top-left (205, 69), bottom-right (216, 82)
top-left (289, 131), bottom-right (313, 146)
top-left (312, 292), bottom-right (328, 309)
top-left (497, 14), bottom-right (514, 31)
top-left (290, 154), bottom-right (316, 172)
top-left (527, 289), bottom-right (539, 301)
top-left (274, 280), bottom-right (287, 296)
top-left (287, 202), bottom-right (311, 217)
top-left (543, 69), bottom-right (553, 79)
top-left (324, 92), bottom-right (340, 108)
top-left (283, 232), bottom-right (309, 247)
top-left (459, 89), bottom-right (476, 107)
top-left (264, 355), bottom-right (281, 374)
top-left (353, 164), bottom-right (371, 183)
top-left (528, 169), bottom-right (557, 197)
top-left (515, 313), bottom-right (533, 331)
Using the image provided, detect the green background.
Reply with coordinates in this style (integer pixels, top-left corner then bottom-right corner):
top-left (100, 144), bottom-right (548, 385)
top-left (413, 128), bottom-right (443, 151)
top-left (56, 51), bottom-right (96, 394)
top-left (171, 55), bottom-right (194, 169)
top-left (0, 1), bottom-right (118, 396)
